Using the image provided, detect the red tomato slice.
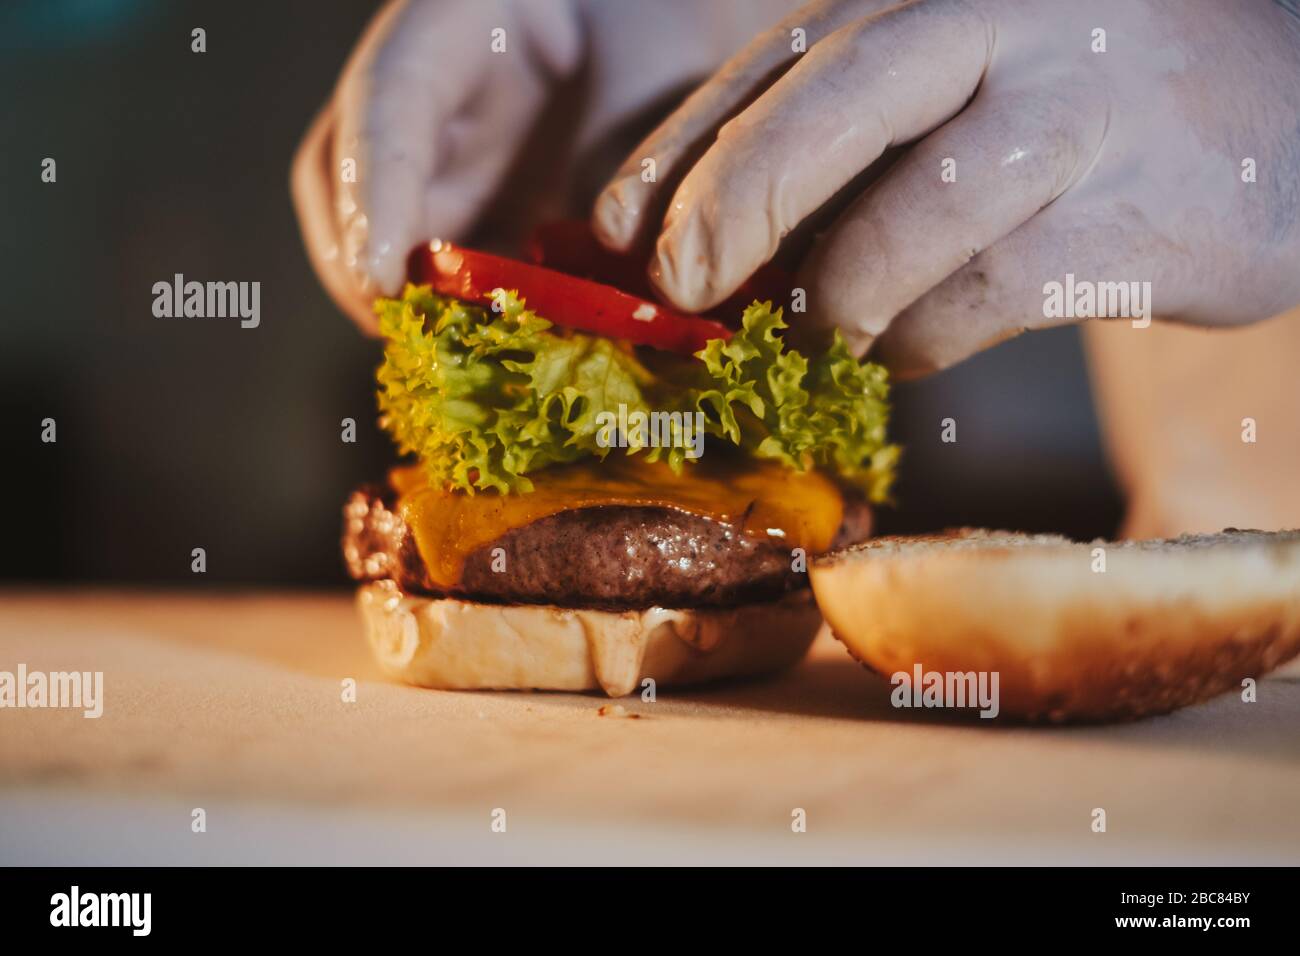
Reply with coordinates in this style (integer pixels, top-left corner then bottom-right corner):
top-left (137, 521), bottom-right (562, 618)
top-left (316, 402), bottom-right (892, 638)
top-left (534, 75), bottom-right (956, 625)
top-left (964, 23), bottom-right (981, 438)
top-left (527, 220), bottom-right (798, 323)
top-left (410, 240), bottom-right (731, 355)
top-left (526, 220), bottom-right (656, 299)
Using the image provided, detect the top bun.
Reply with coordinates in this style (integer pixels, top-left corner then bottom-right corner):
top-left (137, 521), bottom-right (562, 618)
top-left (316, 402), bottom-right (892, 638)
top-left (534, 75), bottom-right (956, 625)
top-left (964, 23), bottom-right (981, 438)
top-left (811, 528), bottom-right (1300, 722)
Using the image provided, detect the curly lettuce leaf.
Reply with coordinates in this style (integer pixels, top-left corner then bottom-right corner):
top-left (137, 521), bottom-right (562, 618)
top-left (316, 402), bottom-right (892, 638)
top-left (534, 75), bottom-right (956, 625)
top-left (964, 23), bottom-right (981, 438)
top-left (693, 302), bottom-right (898, 502)
top-left (377, 286), bottom-right (663, 493)
top-left (375, 286), bottom-right (898, 500)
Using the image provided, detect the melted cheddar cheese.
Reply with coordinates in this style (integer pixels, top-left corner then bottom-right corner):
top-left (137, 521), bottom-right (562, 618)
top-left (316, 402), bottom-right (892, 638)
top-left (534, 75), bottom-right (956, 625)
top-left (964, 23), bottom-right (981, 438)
top-left (391, 455), bottom-right (844, 590)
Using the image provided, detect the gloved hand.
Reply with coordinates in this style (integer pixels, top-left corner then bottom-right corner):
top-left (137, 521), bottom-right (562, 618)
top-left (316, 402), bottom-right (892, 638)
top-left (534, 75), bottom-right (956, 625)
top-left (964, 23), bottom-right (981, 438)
top-left (292, 0), bottom-right (798, 332)
top-left (594, 0), bottom-right (1300, 377)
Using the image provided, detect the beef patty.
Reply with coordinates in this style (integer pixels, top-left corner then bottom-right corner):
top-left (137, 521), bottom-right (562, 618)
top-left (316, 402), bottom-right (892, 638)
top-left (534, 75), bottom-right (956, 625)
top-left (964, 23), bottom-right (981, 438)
top-left (343, 483), bottom-right (871, 610)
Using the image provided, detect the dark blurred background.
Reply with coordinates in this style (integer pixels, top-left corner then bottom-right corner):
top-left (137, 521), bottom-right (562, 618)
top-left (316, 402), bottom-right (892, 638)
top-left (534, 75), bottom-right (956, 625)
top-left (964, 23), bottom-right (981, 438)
top-left (0, 0), bottom-right (1122, 588)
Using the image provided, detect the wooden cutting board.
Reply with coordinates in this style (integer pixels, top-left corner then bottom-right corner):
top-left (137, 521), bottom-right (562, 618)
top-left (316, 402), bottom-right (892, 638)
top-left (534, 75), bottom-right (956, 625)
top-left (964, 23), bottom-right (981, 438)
top-left (2, 590), bottom-right (1298, 865)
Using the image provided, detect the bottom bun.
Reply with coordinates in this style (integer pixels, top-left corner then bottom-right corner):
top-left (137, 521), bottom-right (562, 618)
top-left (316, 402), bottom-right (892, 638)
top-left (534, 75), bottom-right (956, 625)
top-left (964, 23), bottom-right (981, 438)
top-left (357, 580), bottom-right (822, 696)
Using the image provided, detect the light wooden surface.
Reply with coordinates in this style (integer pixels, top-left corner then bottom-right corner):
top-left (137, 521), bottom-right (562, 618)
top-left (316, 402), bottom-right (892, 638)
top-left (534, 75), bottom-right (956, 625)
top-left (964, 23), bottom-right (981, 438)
top-left (2, 590), bottom-right (1299, 865)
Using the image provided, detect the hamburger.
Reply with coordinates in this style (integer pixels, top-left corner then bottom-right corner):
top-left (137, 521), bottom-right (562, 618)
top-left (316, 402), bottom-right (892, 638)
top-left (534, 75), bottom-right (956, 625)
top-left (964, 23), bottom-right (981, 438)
top-left (343, 222), bottom-right (897, 695)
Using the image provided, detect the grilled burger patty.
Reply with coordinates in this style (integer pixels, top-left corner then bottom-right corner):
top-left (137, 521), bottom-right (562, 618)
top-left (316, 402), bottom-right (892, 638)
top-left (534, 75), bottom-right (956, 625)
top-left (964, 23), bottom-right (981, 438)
top-left (343, 484), bottom-right (871, 610)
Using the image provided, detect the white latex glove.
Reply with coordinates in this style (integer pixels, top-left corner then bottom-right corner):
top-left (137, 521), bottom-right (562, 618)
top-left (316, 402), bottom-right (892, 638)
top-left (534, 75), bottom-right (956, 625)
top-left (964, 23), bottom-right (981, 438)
top-left (292, 0), bottom-right (798, 332)
top-left (594, 0), bottom-right (1300, 377)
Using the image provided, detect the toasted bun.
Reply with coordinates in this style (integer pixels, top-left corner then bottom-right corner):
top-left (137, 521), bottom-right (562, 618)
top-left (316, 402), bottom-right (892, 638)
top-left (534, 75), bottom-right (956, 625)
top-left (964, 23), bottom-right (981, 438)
top-left (811, 528), bottom-right (1300, 722)
top-left (357, 580), bottom-right (822, 696)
